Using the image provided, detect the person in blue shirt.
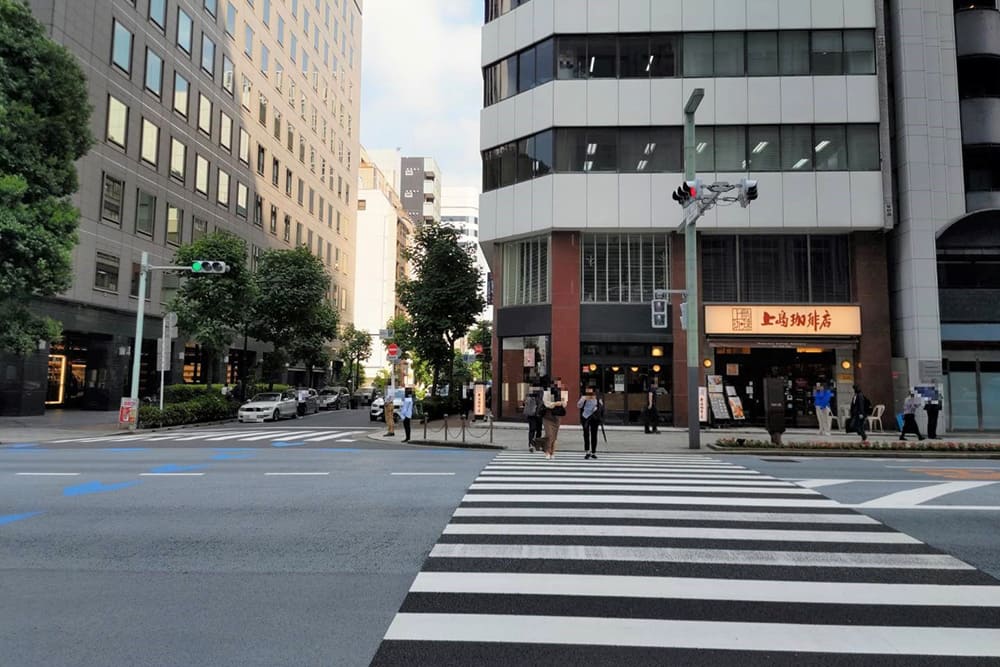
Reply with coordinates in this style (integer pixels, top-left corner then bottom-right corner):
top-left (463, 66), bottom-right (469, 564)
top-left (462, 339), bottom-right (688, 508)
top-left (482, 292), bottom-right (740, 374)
top-left (814, 382), bottom-right (833, 436)
top-left (400, 387), bottom-right (414, 443)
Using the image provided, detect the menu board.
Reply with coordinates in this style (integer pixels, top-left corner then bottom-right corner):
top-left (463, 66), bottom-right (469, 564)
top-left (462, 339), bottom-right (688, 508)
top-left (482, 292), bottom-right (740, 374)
top-left (728, 395), bottom-right (746, 420)
top-left (709, 393), bottom-right (731, 420)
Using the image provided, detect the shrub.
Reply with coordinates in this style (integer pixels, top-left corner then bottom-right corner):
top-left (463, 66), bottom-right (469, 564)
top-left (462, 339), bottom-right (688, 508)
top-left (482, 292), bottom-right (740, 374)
top-left (162, 382), bottom-right (290, 403)
top-left (421, 394), bottom-right (464, 420)
top-left (138, 394), bottom-right (237, 429)
top-left (713, 437), bottom-right (1000, 452)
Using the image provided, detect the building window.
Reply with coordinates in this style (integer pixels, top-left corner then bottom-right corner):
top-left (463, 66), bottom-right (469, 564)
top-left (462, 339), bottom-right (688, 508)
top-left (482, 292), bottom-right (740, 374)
top-left (580, 234), bottom-right (669, 303)
top-left (747, 32), bottom-right (778, 76)
top-left (285, 168), bottom-right (293, 195)
top-left (502, 236), bottom-right (549, 306)
top-left (262, 0), bottom-right (271, 25)
top-left (222, 55), bottom-right (235, 95)
top-left (844, 30), bottom-right (876, 75)
top-left (198, 93), bottom-right (213, 135)
top-left (296, 221), bottom-right (303, 245)
top-left (170, 138), bottom-right (186, 181)
top-left (135, 190), bottom-right (156, 237)
top-left (258, 93), bottom-right (268, 124)
top-left (101, 173), bottom-right (124, 226)
top-left (195, 154), bottom-right (210, 195)
top-left (144, 48), bottom-right (163, 96)
top-left (236, 182), bottom-right (248, 218)
top-left (297, 178), bottom-right (304, 205)
top-left (283, 214), bottom-right (291, 242)
top-left (149, 0), bottom-right (166, 30)
top-left (244, 23), bottom-right (254, 58)
top-left (94, 252), bottom-right (120, 293)
top-left (261, 44), bottom-right (270, 74)
top-left (272, 157), bottom-right (280, 185)
top-left (166, 204), bottom-right (184, 246)
top-left (273, 110), bottom-right (282, 139)
top-left (238, 127), bottom-right (250, 164)
top-left (241, 75), bottom-right (252, 108)
top-left (220, 111), bottom-right (233, 151)
top-left (257, 145), bottom-right (266, 175)
top-left (204, 0), bottom-right (218, 17)
top-left (269, 204), bottom-right (278, 234)
top-left (813, 125), bottom-right (848, 171)
top-left (225, 2), bottom-right (237, 35)
top-left (176, 8), bottom-right (193, 55)
top-left (277, 15), bottom-right (285, 45)
top-left (130, 262), bottom-right (151, 299)
top-left (173, 72), bottom-right (189, 117)
top-left (111, 19), bottom-right (133, 74)
top-left (192, 216), bottom-right (209, 241)
top-left (140, 118), bottom-right (159, 166)
top-left (201, 33), bottom-right (216, 76)
top-left (275, 61), bottom-right (283, 91)
top-left (105, 95), bottom-right (128, 148)
top-left (217, 169), bottom-right (230, 207)
top-left (811, 31), bottom-right (843, 75)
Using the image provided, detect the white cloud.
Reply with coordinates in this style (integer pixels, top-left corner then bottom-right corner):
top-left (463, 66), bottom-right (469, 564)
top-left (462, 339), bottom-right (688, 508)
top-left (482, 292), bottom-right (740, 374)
top-left (360, 1), bottom-right (483, 190)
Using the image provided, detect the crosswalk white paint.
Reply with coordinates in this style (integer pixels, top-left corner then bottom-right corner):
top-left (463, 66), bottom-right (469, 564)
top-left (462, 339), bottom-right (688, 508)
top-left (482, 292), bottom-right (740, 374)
top-left (371, 452), bottom-right (1000, 664)
top-left (43, 428), bottom-right (366, 445)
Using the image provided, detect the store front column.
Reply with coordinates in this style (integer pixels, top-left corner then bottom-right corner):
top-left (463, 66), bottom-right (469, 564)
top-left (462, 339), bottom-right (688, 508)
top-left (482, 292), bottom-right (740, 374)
top-left (550, 231), bottom-right (581, 425)
top-left (853, 232), bottom-right (894, 411)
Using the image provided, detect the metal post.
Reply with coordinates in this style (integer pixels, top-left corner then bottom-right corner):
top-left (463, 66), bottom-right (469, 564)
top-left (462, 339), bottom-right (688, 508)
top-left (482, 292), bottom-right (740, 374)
top-left (128, 251), bottom-right (149, 432)
top-left (159, 316), bottom-right (167, 411)
top-left (684, 90), bottom-right (704, 450)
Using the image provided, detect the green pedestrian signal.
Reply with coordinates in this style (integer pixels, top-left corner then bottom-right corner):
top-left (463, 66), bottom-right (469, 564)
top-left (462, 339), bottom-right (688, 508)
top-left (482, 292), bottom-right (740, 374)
top-left (190, 260), bottom-right (229, 274)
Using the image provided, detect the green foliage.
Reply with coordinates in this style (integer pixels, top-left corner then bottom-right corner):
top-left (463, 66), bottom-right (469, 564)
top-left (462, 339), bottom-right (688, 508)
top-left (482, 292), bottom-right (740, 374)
top-left (398, 224), bottom-right (484, 396)
top-left (338, 322), bottom-right (371, 388)
top-left (0, 0), bottom-right (93, 354)
top-left (137, 394), bottom-right (237, 429)
top-left (452, 351), bottom-right (473, 387)
top-left (420, 395), bottom-right (464, 420)
top-left (251, 246), bottom-right (339, 371)
top-left (373, 368), bottom-right (390, 392)
top-left (161, 382), bottom-right (288, 403)
top-left (383, 314), bottom-right (415, 359)
top-left (169, 232), bottom-right (253, 359)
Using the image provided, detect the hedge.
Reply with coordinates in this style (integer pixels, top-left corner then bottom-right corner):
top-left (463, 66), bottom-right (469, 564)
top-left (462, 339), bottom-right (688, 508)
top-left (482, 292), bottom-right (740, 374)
top-left (421, 395), bottom-right (465, 420)
top-left (714, 437), bottom-right (1000, 452)
top-left (162, 383), bottom-right (290, 403)
top-left (138, 394), bottom-right (237, 429)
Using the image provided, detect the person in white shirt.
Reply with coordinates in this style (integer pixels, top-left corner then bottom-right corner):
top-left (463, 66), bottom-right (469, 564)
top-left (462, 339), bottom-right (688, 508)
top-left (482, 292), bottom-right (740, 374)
top-left (541, 377), bottom-right (568, 460)
top-left (400, 387), bottom-right (414, 443)
top-left (577, 387), bottom-right (603, 460)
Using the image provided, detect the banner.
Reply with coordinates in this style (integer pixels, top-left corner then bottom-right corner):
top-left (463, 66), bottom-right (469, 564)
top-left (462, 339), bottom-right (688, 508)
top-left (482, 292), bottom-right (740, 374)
top-left (705, 305), bottom-right (861, 336)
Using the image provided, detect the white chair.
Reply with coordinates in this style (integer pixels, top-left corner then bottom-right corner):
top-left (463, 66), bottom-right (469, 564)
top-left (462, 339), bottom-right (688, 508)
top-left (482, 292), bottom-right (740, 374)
top-left (830, 405), bottom-right (850, 431)
top-left (867, 404), bottom-right (885, 431)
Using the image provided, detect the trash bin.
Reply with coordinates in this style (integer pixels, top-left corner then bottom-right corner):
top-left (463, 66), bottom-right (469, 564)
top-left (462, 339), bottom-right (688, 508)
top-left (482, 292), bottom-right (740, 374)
top-left (763, 377), bottom-right (786, 446)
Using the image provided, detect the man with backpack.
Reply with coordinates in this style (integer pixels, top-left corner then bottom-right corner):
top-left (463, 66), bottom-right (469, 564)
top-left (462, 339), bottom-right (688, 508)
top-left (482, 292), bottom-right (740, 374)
top-left (524, 385), bottom-right (544, 451)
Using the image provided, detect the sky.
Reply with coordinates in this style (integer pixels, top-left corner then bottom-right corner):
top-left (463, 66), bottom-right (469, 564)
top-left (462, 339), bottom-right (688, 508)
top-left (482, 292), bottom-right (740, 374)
top-left (360, 1), bottom-right (483, 191)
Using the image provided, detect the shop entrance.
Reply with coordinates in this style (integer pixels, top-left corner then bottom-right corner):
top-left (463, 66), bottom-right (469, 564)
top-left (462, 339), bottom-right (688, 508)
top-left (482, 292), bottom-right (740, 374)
top-left (580, 343), bottom-right (673, 426)
top-left (711, 346), bottom-right (837, 427)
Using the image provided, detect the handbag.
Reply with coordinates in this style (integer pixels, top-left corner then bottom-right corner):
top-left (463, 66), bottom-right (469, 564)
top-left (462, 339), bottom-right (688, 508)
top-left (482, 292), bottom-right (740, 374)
top-left (551, 405), bottom-right (567, 417)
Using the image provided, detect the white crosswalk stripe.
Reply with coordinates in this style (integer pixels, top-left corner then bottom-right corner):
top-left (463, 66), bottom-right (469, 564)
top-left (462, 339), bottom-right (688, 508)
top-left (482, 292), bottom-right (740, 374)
top-left (43, 428), bottom-right (369, 445)
top-left (371, 452), bottom-right (1000, 665)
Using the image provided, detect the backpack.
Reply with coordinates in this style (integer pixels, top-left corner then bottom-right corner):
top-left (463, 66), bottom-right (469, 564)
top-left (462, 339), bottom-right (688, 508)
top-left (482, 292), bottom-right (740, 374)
top-left (523, 394), bottom-right (540, 419)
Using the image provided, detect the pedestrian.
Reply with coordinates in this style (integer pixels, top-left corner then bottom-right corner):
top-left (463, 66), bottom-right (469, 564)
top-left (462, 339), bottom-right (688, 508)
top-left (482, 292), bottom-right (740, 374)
top-left (577, 387), bottom-right (603, 459)
top-left (814, 382), bottom-right (833, 436)
top-left (400, 387), bottom-right (414, 442)
top-left (849, 384), bottom-right (869, 442)
top-left (925, 391), bottom-right (942, 440)
top-left (524, 386), bottom-right (543, 451)
top-left (541, 377), bottom-right (568, 460)
top-left (644, 381), bottom-right (659, 434)
top-left (899, 389), bottom-right (925, 441)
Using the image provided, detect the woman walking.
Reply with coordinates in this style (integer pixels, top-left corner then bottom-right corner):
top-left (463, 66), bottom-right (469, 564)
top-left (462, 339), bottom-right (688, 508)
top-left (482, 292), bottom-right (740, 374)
top-left (577, 387), bottom-right (603, 459)
top-left (541, 377), bottom-right (567, 460)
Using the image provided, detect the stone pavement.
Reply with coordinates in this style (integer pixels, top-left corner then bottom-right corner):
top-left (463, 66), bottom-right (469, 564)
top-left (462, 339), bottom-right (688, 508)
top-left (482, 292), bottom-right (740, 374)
top-left (0, 410), bottom-right (122, 444)
top-left (370, 417), bottom-right (1000, 454)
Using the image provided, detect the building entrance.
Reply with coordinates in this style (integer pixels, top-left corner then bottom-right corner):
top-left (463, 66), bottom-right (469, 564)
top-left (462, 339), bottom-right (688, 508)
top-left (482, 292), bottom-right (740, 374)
top-left (711, 347), bottom-right (837, 427)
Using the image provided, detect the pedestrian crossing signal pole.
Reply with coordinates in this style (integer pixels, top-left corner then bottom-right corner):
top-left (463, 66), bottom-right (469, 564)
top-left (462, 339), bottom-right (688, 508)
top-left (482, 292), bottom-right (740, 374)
top-left (683, 89), bottom-right (704, 450)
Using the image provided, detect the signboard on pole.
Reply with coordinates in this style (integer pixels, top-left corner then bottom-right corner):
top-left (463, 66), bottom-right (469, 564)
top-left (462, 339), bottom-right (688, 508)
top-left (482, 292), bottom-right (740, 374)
top-left (156, 337), bottom-right (171, 372)
top-left (118, 397), bottom-right (138, 428)
top-left (387, 343), bottom-right (400, 362)
top-left (474, 383), bottom-right (487, 417)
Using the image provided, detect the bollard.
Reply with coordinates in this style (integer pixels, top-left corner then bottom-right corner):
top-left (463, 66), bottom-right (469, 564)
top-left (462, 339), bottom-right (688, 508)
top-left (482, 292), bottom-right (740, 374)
top-left (443, 414), bottom-right (448, 441)
top-left (462, 416), bottom-right (467, 444)
top-left (423, 416), bottom-right (427, 440)
top-left (489, 416), bottom-right (493, 444)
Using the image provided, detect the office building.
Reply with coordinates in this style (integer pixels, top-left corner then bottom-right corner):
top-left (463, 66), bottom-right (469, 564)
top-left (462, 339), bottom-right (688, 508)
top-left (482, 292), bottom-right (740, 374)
top-left (442, 186), bottom-right (493, 321)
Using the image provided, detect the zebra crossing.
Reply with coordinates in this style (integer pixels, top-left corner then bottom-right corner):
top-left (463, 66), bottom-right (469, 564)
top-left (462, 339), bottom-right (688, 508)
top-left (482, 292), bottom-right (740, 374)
top-left (47, 428), bottom-right (367, 445)
top-left (371, 452), bottom-right (1000, 665)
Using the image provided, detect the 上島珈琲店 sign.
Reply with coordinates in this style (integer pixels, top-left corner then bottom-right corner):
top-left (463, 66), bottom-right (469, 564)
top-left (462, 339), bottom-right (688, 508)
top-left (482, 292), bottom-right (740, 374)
top-left (704, 305), bottom-right (861, 336)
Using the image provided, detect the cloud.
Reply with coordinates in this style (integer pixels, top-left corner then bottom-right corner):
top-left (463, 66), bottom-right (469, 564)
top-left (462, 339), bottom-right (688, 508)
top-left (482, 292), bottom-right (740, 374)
top-left (360, 1), bottom-right (483, 190)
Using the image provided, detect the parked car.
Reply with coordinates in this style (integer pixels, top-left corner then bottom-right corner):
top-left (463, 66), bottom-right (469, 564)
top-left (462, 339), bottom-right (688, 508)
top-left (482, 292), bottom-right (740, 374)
top-left (354, 386), bottom-right (377, 405)
top-left (295, 387), bottom-right (320, 415)
top-left (370, 389), bottom-right (422, 422)
top-left (318, 386), bottom-right (350, 410)
top-left (238, 391), bottom-right (299, 423)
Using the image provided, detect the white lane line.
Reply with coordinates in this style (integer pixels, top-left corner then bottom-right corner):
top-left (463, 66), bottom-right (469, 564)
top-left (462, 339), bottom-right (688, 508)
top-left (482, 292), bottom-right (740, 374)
top-left (15, 472), bottom-right (81, 476)
top-left (451, 507), bottom-right (880, 524)
top-left (468, 483), bottom-right (819, 495)
top-left (476, 476), bottom-right (796, 487)
top-left (264, 472), bottom-right (330, 476)
top-left (172, 432), bottom-right (242, 441)
top-left (858, 481), bottom-right (997, 508)
top-left (463, 494), bottom-right (841, 508)
top-left (384, 614), bottom-right (1000, 656)
top-left (139, 472), bottom-right (206, 476)
top-left (429, 544), bottom-right (972, 570)
top-left (845, 504), bottom-right (1000, 511)
top-left (409, 572), bottom-right (1000, 606)
top-left (796, 479), bottom-right (855, 489)
top-left (392, 472), bottom-right (457, 476)
top-left (302, 431), bottom-right (362, 442)
top-left (442, 523), bottom-right (919, 544)
top-left (885, 465), bottom-right (1000, 469)
top-left (793, 479), bottom-right (965, 486)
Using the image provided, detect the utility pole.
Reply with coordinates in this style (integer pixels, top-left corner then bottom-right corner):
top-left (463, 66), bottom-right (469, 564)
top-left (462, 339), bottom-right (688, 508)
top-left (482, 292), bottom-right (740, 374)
top-left (684, 89), bottom-right (704, 450)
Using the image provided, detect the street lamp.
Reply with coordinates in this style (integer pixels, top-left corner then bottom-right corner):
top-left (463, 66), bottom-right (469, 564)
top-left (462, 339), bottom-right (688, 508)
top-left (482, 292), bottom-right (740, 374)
top-left (684, 88), bottom-right (704, 450)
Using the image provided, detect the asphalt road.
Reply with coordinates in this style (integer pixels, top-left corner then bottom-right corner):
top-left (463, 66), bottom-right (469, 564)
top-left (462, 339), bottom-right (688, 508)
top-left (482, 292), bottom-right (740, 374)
top-left (0, 437), bottom-right (494, 667)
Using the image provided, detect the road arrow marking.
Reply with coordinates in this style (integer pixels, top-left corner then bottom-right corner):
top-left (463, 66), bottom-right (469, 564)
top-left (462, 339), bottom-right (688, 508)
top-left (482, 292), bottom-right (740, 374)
top-left (271, 441), bottom-right (306, 447)
top-left (63, 480), bottom-right (140, 497)
top-left (149, 464), bottom-right (207, 473)
top-left (211, 452), bottom-right (255, 460)
top-left (0, 512), bottom-right (43, 525)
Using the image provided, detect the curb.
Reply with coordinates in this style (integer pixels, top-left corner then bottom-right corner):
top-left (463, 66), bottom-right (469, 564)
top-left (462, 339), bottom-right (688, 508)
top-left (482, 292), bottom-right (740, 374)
top-left (708, 445), bottom-right (1000, 458)
top-left (365, 433), bottom-right (506, 450)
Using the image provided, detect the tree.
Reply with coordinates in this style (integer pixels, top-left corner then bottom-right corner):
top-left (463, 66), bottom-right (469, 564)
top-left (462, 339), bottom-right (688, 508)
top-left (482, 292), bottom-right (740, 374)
top-left (251, 246), bottom-right (339, 386)
top-left (337, 323), bottom-right (371, 392)
top-left (466, 319), bottom-right (493, 381)
top-left (398, 224), bottom-right (485, 396)
top-left (0, 0), bottom-right (93, 354)
top-left (169, 232), bottom-right (253, 383)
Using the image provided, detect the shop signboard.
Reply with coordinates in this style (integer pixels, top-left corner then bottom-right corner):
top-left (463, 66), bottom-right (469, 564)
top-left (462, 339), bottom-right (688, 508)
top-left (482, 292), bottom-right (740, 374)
top-left (698, 387), bottom-right (708, 422)
top-left (704, 305), bottom-right (861, 336)
top-left (474, 383), bottom-right (487, 416)
top-left (709, 393), bottom-right (730, 420)
top-left (118, 397), bottom-right (138, 427)
top-left (523, 348), bottom-right (535, 368)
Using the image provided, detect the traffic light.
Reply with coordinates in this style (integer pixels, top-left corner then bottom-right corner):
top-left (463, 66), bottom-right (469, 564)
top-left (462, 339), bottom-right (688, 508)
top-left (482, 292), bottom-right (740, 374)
top-left (190, 260), bottom-right (229, 274)
top-left (651, 296), bottom-right (667, 329)
top-left (738, 178), bottom-right (759, 208)
top-left (679, 301), bottom-right (688, 331)
top-left (671, 180), bottom-right (701, 206)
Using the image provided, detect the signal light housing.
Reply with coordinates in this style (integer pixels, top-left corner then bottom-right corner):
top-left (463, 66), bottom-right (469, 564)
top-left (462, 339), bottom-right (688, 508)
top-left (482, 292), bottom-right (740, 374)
top-left (190, 260), bottom-right (229, 274)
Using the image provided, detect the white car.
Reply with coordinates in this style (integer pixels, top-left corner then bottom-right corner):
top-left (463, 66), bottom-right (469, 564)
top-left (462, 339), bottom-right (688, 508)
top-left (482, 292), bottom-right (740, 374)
top-left (238, 391), bottom-right (299, 423)
top-left (371, 389), bottom-right (421, 422)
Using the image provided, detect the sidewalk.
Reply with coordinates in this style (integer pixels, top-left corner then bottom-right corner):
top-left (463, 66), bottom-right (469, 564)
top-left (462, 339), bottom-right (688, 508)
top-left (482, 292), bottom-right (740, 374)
top-left (0, 410), bottom-right (122, 444)
top-left (370, 417), bottom-right (1000, 455)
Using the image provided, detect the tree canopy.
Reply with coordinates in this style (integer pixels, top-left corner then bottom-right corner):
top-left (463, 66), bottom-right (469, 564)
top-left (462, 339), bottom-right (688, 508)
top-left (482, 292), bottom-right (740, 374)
top-left (337, 323), bottom-right (371, 389)
top-left (398, 224), bottom-right (485, 394)
top-left (0, 0), bottom-right (93, 353)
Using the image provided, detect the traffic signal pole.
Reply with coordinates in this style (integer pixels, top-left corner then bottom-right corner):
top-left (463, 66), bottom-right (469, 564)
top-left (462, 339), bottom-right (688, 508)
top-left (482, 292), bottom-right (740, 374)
top-left (684, 89), bottom-right (704, 450)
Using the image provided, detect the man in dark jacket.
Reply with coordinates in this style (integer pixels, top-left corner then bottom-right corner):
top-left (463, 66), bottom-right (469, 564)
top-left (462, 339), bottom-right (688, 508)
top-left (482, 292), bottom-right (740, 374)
top-left (849, 384), bottom-right (869, 442)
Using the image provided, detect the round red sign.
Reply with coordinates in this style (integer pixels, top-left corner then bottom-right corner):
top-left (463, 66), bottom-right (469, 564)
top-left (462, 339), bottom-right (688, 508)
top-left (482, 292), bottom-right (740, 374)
top-left (474, 344), bottom-right (483, 354)
top-left (387, 343), bottom-right (399, 357)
